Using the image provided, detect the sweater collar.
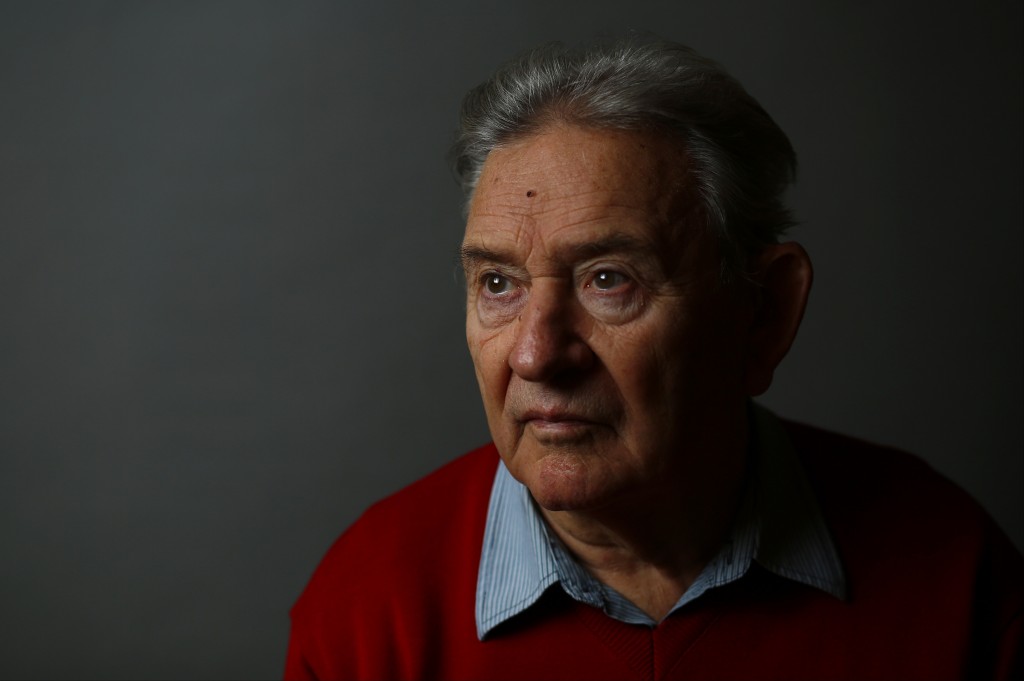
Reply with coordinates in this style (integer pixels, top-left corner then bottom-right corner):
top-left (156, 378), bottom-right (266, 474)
top-left (475, 403), bottom-right (847, 640)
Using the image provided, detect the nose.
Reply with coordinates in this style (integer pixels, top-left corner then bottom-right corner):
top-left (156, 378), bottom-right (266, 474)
top-left (508, 282), bottom-right (595, 382)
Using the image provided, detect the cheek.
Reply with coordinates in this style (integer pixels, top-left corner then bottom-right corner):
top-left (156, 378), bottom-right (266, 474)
top-left (467, 324), bottom-right (513, 397)
top-left (606, 315), bottom-right (703, 410)
top-left (651, 316), bottom-right (746, 406)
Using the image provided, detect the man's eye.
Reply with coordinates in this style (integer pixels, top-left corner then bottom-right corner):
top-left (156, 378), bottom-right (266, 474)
top-left (483, 273), bottom-right (514, 296)
top-left (589, 270), bottom-right (629, 291)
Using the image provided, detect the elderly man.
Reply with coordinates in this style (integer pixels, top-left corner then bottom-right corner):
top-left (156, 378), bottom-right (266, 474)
top-left (285, 37), bottom-right (1022, 680)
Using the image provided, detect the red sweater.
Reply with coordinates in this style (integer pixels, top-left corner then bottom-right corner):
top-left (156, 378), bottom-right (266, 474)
top-left (286, 422), bottom-right (1023, 680)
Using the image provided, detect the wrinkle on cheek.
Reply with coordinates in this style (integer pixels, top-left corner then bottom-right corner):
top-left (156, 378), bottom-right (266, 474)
top-left (591, 327), bottom-right (652, 380)
top-left (470, 326), bottom-right (514, 380)
top-left (577, 315), bottom-right (601, 349)
top-left (472, 326), bottom-right (507, 352)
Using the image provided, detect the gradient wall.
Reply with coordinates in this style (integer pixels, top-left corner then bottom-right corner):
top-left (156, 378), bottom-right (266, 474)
top-left (1, 1), bottom-right (1020, 678)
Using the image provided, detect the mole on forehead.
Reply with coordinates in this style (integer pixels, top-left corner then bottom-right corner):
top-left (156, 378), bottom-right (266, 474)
top-left (484, 149), bottom-right (676, 202)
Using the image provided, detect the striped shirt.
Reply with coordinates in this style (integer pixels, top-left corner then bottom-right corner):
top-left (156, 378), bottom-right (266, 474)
top-left (475, 403), bottom-right (847, 640)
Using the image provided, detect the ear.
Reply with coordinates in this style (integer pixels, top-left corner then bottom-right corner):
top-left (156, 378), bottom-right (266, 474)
top-left (742, 242), bottom-right (813, 396)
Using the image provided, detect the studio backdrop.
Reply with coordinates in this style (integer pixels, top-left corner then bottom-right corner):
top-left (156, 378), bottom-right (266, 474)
top-left (1, 1), bottom-right (1020, 678)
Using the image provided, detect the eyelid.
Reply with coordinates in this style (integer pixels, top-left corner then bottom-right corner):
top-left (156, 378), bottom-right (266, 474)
top-left (478, 269), bottom-right (520, 297)
top-left (576, 265), bottom-right (645, 323)
top-left (594, 270), bottom-right (630, 289)
top-left (580, 264), bottom-right (634, 290)
top-left (477, 268), bottom-right (513, 283)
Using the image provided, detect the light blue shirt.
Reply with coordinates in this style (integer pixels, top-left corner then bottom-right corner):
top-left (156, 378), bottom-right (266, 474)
top-left (475, 403), bottom-right (847, 640)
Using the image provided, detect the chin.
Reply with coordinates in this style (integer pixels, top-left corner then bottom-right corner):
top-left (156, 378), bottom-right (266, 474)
top-left (518, 450), bottom-right (612, 512)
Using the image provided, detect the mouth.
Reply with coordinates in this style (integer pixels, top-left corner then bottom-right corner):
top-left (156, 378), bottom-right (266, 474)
top-left (518, 409), bottom-right (604, 441)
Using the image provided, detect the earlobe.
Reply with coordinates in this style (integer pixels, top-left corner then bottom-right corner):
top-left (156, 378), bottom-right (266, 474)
top-left (742, 242), bottom-right (813, 396)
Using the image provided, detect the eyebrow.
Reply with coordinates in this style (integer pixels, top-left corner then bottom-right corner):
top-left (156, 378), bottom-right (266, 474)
top-left (459, 234), bottom-right (657, 270)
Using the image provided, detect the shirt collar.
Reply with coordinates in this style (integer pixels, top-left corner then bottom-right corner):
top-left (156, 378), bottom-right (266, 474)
top-left (475, 403), bottom-right (847, 640)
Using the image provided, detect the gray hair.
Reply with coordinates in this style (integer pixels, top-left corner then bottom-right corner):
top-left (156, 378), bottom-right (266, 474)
top-left (449, 35), bottom-right (798, 279)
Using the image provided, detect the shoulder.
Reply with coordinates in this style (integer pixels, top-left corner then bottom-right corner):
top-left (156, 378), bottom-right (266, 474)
top-left (286, 446), bottom-right (501, 678)
top-left (338, 442), bottom-right (500, 547)
top-left (291, 443), bottom-right (500, 616)
top-left (780, 418), bottom-right (1022, 628)
top-left (778, 418), bottom-right (1011, 549)
top-left (779, 418), bottom-right (992, 530)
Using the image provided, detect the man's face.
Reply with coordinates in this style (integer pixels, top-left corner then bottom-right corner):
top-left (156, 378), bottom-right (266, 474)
top-left (462, 124), bottom-right (754, 513)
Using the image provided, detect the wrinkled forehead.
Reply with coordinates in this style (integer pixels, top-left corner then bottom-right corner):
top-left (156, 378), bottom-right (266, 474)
top-left (464, 124), bottom-right (705, 261)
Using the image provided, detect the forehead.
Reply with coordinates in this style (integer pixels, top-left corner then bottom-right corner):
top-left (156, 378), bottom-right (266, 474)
top-left (464, 125), bottom-right (695, 259)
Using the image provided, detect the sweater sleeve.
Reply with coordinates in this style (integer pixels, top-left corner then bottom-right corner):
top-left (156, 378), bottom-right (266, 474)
top-left (283, 613), bottom-right (317, 681)
top-left (994, 609), bottom-right (1022, 681)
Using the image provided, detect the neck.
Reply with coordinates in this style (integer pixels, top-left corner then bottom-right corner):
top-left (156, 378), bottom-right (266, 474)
top-left (538, 415), bottom-right (750, 621)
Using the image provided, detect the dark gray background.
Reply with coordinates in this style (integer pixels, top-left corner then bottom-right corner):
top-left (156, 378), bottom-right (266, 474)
top-left (1, 1), bottom-right (1020, 678)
